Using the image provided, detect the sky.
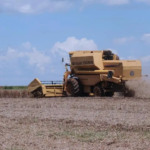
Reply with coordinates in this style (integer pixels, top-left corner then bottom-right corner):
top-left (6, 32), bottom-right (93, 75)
top-left (0, 0), bottom-right (150, 85)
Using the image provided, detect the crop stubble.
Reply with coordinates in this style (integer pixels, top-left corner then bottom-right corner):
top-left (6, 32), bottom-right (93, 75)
top-left (0, 97), bottom-right (150, 150)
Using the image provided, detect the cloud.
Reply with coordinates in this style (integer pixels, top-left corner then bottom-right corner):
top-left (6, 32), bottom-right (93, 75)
top-left (113, 37), bottom-right (135, 45)
top-left (141, 55), bottom-right (150, 63)
top-left (83, 0), bottom-right (150, 5)
top-left (0, 42), bottom-right (50, 72)
top-left (22, 42), bottom-right (32, 49)
top-left (0, 47), bottom-right (24, 61)
top-left (0, 0), bottom-right (72, 14)
top-left (52, 36), bottom-right (98, 57)
top-left (141, 34), bottom-right (150, 44)
top-left (0, 37), bottom-right (98, 73)
top-left (114, 34), bottom-right (150, 45)
top-left (83, 0), bottom-right (130, 5)
top-left (0, 0), bottom-right (150, 14)
top-left (135, 0), bottom-right (150, 4)
top-left (25, 48), bottom-right (50, 72)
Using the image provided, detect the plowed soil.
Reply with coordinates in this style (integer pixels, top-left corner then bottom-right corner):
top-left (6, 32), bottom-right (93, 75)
top-left (0, 97), bottom-right (150, 150)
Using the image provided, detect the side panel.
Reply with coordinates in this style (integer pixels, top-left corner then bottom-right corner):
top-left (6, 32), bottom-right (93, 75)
top-left (83, 86), bottom-right (91, 93)
top-left (103, 60), bottom-right (142, 80)
top-left (122, 60), bottom-right (142, 80)
top-left (44, 85), bottom-right (64, 97)
top-left (103, 61), bottom-right (123, 77)
top-left (77, 75), bottom-right (100, 86)
top-left (70, 52), bottom-right (104, 71)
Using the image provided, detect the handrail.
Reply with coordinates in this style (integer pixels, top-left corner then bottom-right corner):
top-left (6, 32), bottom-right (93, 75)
top-left (41, 81), bottom-right (63, 85)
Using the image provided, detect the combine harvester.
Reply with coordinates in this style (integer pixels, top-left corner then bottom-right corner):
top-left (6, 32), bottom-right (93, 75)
top-left (28, 50), bottom-right (142, 98)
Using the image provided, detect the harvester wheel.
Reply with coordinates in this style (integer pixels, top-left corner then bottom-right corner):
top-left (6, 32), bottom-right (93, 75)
top-left (66, 78), bottom-right (82, 97)
top-left (93, 85), bottom-right (104, 97)
top-left (105, 91), bottom-right (114, 97)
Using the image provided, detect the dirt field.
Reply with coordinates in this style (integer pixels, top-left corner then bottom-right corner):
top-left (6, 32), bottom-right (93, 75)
top-left (0, 97), bottom-right (150, 150)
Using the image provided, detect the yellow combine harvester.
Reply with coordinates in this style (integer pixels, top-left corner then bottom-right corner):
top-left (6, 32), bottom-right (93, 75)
top-left (28, 50), bottom-right (142, 97)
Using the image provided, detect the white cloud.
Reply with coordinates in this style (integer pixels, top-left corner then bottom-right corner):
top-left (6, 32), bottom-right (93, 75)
top-left (0, 42), bottom-right (50, 72)
top-left (0, 0), bottom-right (150, 14)
top-left (52, 36), bottom-right (98, 57)
top-left (22, 42), bottom-right (32, 49)
top-left (25, 48), bottom-right (50, 72)
top-left (0, 37), bottom-right (98, 72)
top-left (83, 0), bottom-right (150, 5)
top-left (141, 34), bottom-right (150, 44)
top-left (83, 0), bottom-right (130, 5)
top-left (114, 34), bottom-right (150, 45)
top-left (0, 0), bottom-right (72, 14)
top-left (141, 55), bottom-right (150, 63)
top-left (0, 47), bottom-right (24, 61)
top-left (135, 0), bottom-right (150, 4)
top-left (113, 37), bottom-right (135, 45)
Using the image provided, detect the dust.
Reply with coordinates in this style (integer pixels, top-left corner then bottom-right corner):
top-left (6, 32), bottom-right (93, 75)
top-left (126, 77), bottom-right (150, 98)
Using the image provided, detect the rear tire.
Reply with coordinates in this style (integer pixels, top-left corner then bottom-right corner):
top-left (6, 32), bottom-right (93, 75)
top-left (105, 91), bottom-right (114, 97)
top-left (93, 85), bottom-right (104, 97)
top-left (66, 78), bottom-right (82, 97)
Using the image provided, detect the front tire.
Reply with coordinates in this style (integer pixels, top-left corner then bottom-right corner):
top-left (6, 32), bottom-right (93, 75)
top-left (66, 78), bottom-right (82, 97)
